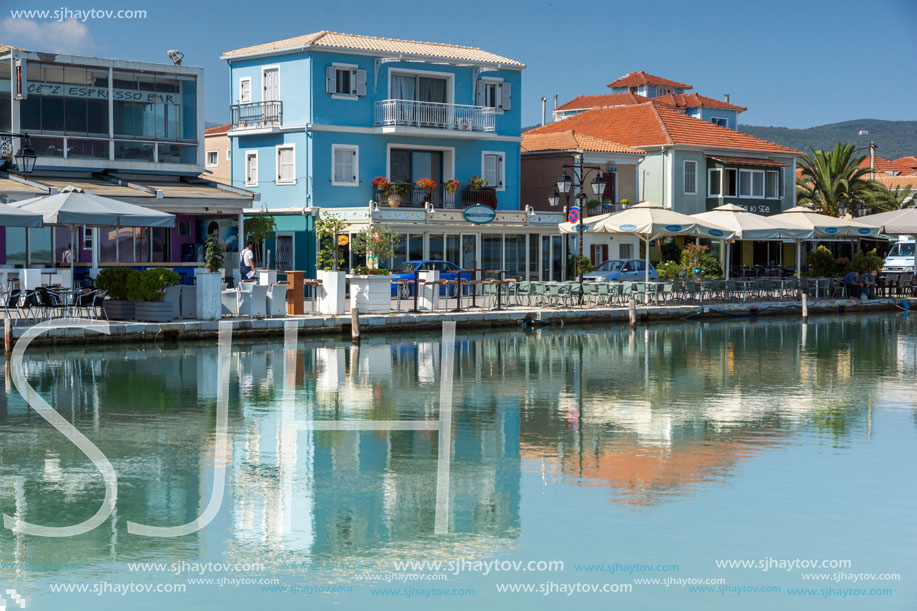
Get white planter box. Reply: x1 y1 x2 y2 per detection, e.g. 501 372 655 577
418 270 440 311
317 270 346 315
348 275 392 314
196 272 223 320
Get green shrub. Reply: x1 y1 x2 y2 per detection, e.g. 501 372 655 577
352 266 390 276
204 234 224 273
96 268 135 300
660 238 681 264
127 268 180 302
680 244 722 277
805 245 846 277
851 249 883 274
657 261 685 280
568 255 592 278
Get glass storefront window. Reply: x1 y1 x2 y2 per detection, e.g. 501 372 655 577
31 136 65 157
0 58 11 132
5 228 26 267
504 234 525 279
100 227 117 262
117 227 135 263
54 227 73 265
114 141 154 162
29 228 53 266
68 138 109 159
551 236 564 281
152 228 170 262
529 234 539 278
429 234 443 261
541 236 550 281
461 235 477 270
393 233 406 268
407 234 423 261
158 143 197 164
446 235 460 266
135 227 150 263
482 235 501 274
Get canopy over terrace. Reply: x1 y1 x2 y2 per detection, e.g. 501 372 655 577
858 208 917 271
560 201 735 282
692 204 812 278
10 187 174 278
768 206 880 274
0 203 43 228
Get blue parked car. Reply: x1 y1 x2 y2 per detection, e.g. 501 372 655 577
584 259 658 281
391 260 472 297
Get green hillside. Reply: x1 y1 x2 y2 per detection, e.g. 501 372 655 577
740 120 917 160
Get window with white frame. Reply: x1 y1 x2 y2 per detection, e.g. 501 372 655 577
326 64 366 97
239 78 252 104
724 168 738 196
482 152 505 190
710 117 727 127
708 168 722 196
739 169 765 198
226 148 231 162
206 150 218 167
332 145 358 186
82 226 93 251
245 151 258 187
277 145 295 185
684 160 697 194
766 170 779 199
476 79 511 111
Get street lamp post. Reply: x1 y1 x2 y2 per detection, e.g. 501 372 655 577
0 132 37 177
548 159 606 303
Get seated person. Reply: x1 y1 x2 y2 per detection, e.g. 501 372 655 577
842 270 863 298
861 271 877 298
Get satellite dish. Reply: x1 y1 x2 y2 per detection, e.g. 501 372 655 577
167 50 184 65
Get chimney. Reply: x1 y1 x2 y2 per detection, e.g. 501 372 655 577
554 94 558 110
541 97 547 127
723 93 731 104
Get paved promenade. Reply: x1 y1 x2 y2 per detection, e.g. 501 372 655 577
4 297 904 347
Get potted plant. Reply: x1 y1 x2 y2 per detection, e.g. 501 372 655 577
196 234 224 320
96 267 135 320
620 198 631 207
349 226 401 313
463 176 497 208
443 178 460 207
314 215 349 315
129 268 180 322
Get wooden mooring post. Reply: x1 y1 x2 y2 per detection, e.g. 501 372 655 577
351 307 361 342
4 318 11 356
628 296 637 328
801 292 808 323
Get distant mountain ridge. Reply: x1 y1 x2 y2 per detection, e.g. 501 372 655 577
739 119 917 160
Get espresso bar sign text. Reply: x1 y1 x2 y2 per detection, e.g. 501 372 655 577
27 81 178 104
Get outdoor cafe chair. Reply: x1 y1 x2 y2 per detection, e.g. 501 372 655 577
528 282 547 307
515 281 531 306
582 282 599 307
594 282 611 307
482 281 499 309
266 283 289 317
640 282 661 305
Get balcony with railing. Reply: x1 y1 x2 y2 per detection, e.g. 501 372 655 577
230 101 283 130
373 100 496 133
373 185 498 209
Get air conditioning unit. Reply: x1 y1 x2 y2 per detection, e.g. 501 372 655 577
457 118 473 131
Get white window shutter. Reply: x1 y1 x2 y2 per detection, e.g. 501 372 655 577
496 154 504 187
476 80 486 106
483 154 496 186
500 82 511 111
355 69 367 96
350 149 357 181
326 66 336 94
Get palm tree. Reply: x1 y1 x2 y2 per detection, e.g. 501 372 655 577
869 184 911 212
796 142 881 217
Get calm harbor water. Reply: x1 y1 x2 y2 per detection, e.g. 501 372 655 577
0 313 915 610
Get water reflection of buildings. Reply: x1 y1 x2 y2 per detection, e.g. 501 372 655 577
228 337 521 565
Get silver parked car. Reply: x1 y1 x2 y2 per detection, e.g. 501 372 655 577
584 259 658 281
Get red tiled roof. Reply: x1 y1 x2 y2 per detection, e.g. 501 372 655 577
205 123 231 135
521 130 645 155
858 155 914 175
607 71 692 90
652 92 747 112
555 93 648 111
525 103 800 155
893 156 917 170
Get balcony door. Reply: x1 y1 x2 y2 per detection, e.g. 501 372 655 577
391 73 448 127
391 149 442 206
263 68 280 126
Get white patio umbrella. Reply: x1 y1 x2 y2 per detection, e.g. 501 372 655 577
858 207 917 272
0 203 44 228
9 186 175 279
692 203 813 279
560 201 735 282
769 206 879 274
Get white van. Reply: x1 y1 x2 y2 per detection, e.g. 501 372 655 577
882 236 916 272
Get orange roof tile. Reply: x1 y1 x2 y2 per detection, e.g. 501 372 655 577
873 174 917 190
521 130 645 155
555 93 648 111
222 31 523 66
652 92 747 112
607 71 692 90
859 155 915 175
893 156 917 170
205 123 231 135
526 103 800 155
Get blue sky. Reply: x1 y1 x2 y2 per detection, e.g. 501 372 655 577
2 0 915 129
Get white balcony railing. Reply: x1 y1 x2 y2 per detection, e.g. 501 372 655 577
374 99 496 132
